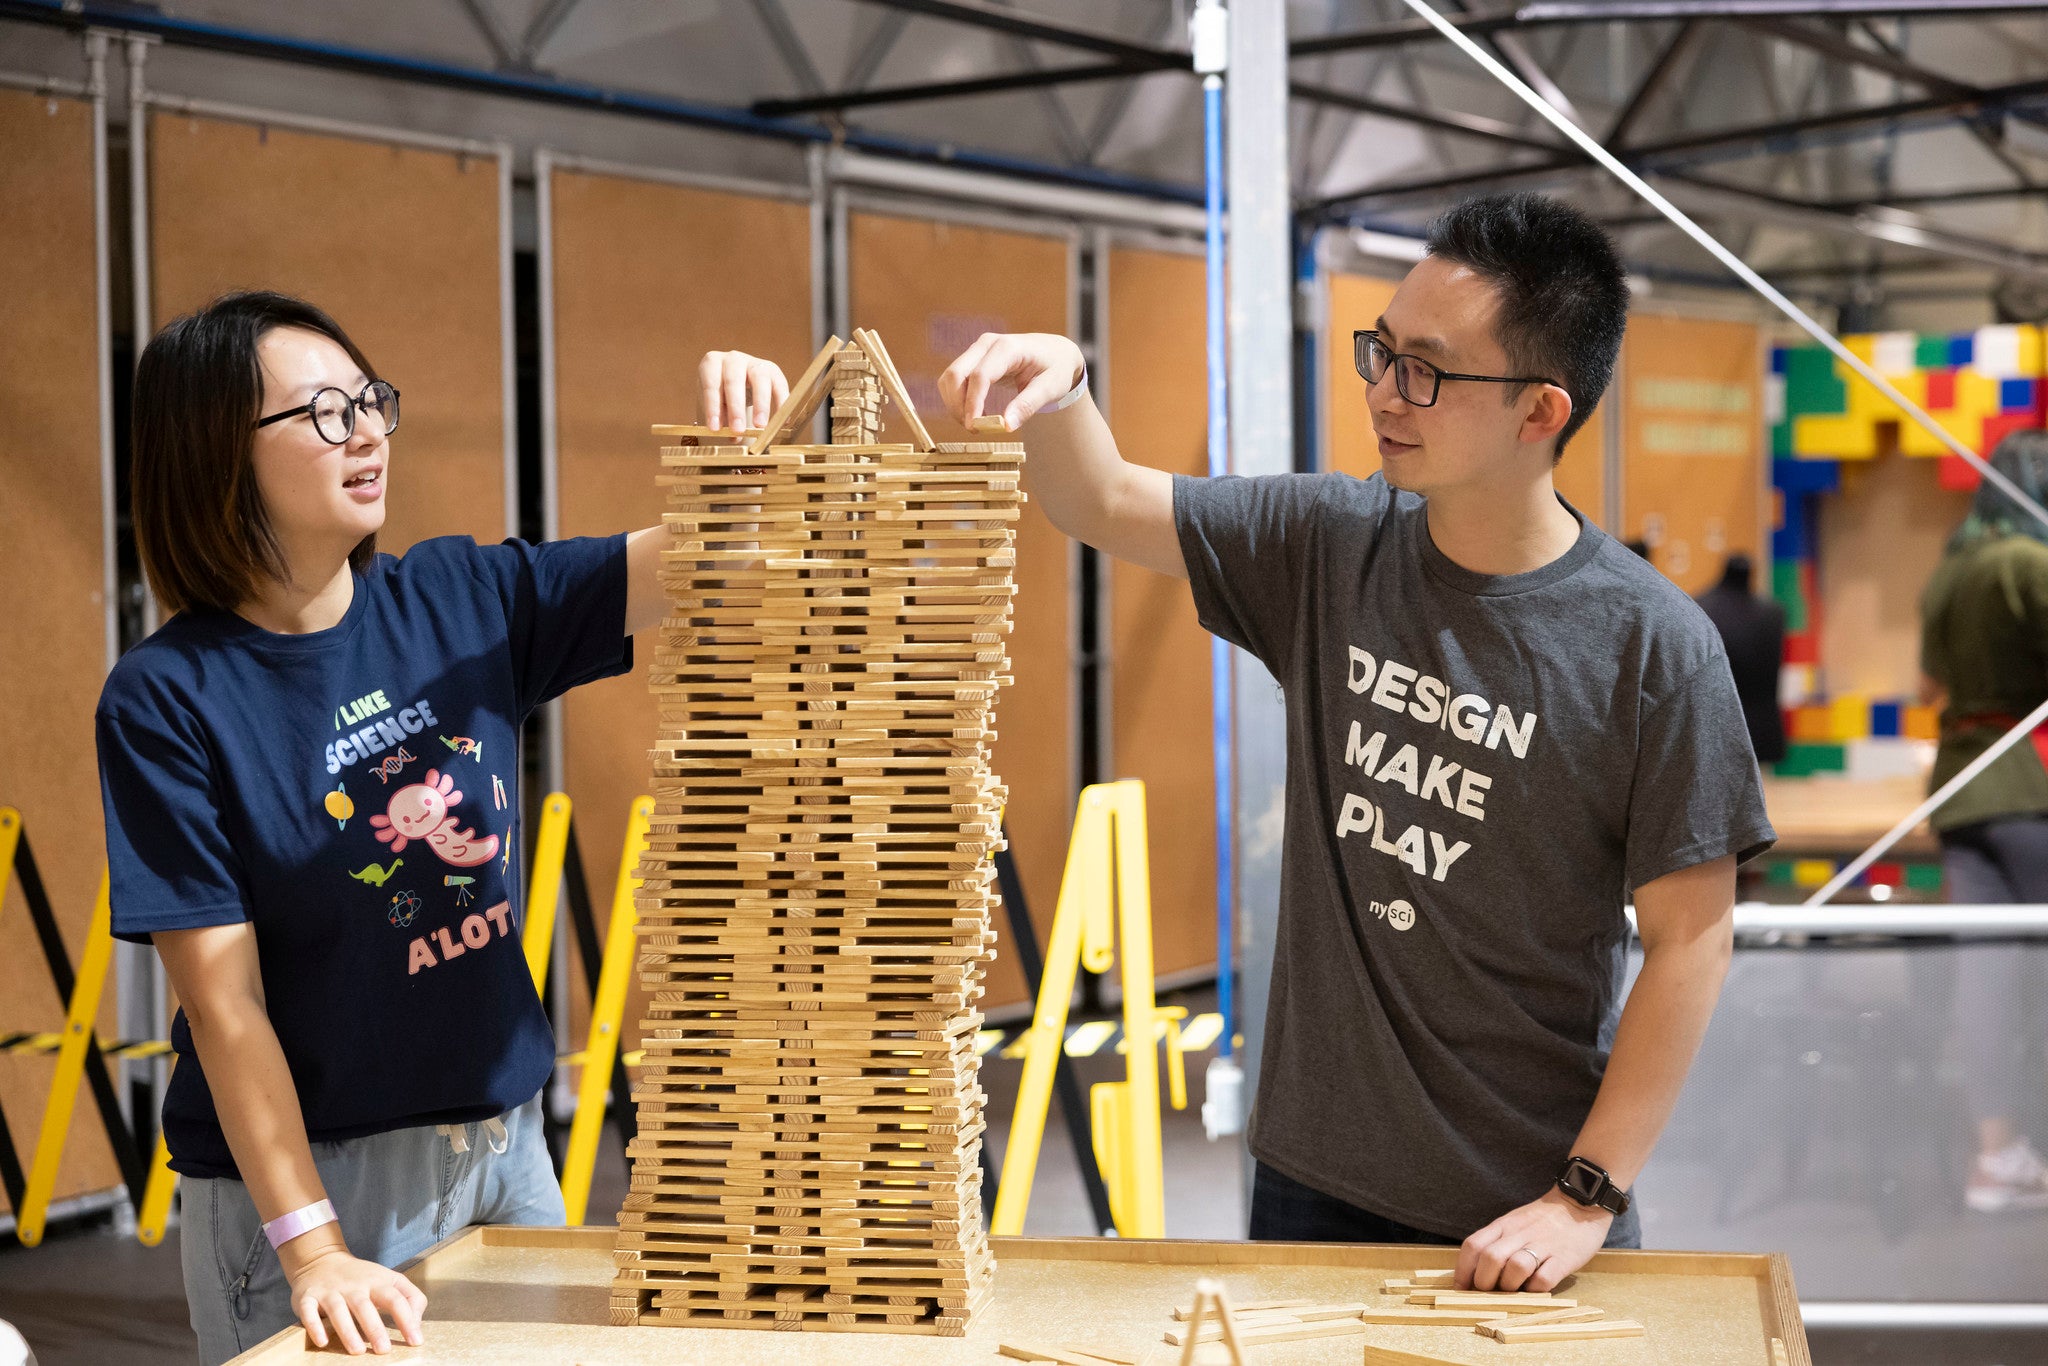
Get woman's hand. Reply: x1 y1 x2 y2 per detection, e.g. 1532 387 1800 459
938 333 1085 430
697 351 790 432
280 1230 427 1355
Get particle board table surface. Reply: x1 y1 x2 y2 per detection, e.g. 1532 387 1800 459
1761 773 1936 859
229 1226 1808 1365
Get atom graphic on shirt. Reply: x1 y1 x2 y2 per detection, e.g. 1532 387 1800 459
387 890 423 929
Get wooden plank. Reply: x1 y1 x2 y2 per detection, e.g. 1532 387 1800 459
1474 1305 1605 1336
751 336 848 454
1487 1318 1645 1344
1407 1291 1576 1311
853 327 935 452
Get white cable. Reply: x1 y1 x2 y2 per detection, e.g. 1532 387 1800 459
1800 692 2048 908
1392 0 2048 535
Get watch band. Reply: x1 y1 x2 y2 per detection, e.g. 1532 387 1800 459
1555 1156 1630 1217
263 1198 339 1250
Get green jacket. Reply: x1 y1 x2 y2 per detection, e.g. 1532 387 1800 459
1922 534 2048 831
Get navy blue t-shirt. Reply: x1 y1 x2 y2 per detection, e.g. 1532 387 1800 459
95 534 633 1179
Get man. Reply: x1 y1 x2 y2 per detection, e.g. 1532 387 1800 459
701 193 1773 1293
1696 553 1788 766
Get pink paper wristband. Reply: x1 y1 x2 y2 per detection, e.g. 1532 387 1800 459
263 1199 338 1250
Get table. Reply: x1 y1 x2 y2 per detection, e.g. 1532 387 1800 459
229 1226 1810 1365
1761 774 1935 860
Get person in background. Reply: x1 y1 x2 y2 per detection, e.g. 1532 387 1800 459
1921 429 2048 1212
1696 553 1786 767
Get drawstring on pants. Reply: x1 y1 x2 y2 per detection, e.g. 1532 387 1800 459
435 1116 509 1155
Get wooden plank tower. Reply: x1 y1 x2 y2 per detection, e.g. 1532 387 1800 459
612 330 1016 1335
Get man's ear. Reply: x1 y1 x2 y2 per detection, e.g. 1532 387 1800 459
1520 384 1573 450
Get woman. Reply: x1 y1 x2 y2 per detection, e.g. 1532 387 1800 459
98 291 785 1361
1922 429 2048 1214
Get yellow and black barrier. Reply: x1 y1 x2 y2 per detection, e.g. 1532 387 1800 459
0 807 150 1245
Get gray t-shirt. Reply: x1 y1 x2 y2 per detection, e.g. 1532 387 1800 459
1175 470 1775 1240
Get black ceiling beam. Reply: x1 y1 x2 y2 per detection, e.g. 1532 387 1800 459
1519 0 2048 18
753 29 1569 153
1319 159 1571 208
1746 16 2044 188
1605 19 1701 147
1288 81 1568 152
1293 11 1528 59
754 59 1141 117
1822 184 2048 208
1740 16 1971 94
1630 71 2048 160
1311 69 2048 212
846 0 1180 66
1291 1 2042 58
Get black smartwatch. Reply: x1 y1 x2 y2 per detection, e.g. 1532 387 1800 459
1555 1155 1630 1216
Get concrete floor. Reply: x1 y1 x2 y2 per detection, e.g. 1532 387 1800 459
4 987 2047 1365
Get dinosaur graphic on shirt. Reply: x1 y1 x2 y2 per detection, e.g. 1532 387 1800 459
369 768 500 868
348 858 403 887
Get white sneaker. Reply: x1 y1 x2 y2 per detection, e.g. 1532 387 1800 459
1966 1139 2048 1213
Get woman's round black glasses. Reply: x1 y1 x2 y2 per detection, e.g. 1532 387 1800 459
254 381 401 445
1353 330 1556 408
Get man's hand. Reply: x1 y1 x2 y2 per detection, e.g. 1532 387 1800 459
934 332 1184 578
279 1229 427 1355
1456 1188 1612 1293
937 333 1085 430
697 350 789 432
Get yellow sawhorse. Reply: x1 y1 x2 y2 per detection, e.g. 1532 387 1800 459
547 796 652 1226
991 780 1185 1239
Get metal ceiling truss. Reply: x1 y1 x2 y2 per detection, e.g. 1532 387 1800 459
5 0 2041 282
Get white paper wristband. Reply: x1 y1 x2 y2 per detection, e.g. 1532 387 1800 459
263 1198 338 1250
1044 363 1091 413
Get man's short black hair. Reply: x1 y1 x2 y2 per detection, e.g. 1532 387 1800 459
1423 192 1630 460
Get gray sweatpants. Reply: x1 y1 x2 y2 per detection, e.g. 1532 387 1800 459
1941 817 2048 1126
176 1095 562 1365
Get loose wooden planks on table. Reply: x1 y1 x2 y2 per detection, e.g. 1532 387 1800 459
226 1229 1811 1364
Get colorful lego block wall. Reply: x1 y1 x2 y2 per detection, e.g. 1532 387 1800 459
1765 325 2047 777
1771 323 2047 487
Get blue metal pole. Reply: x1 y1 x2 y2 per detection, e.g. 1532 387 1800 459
1202 70 1235 1061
